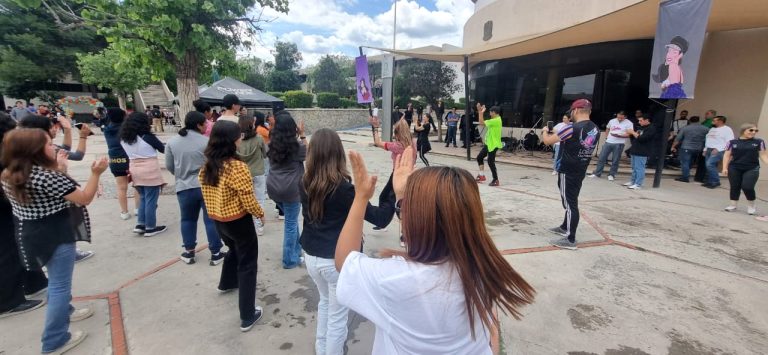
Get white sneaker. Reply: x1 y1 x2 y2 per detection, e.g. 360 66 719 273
627 184 641 190
46 330 87 354
607 175 615 181
70 307 94 322
622 182 633 186
724 205 737 212
120 211 131 220
748 206 756 215
588 174 598 178
134 208 139 216
256 227 264 236
551 171 557 175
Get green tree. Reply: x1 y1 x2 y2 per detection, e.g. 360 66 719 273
0 0 105 101
268 40 301 92
310 55 346 95
77 47 152 109
238 57 273 91
22 0 289 116
395 59 460 141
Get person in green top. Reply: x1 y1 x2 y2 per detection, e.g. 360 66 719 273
475 103 503 186
237 113 267 236
701 109 717 128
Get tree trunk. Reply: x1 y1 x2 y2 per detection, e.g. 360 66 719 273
437 119 443 142
175 51 200 117
118 94 126 110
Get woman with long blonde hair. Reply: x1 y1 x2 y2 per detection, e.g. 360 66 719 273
335 147 535 354
722 123 767 215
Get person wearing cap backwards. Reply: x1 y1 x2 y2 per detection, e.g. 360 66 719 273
652 36 689 99
218 94 242 123
541 99 600 250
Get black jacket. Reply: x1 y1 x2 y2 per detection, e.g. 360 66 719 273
629 124 657 157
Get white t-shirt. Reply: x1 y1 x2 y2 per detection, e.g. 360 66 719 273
337 251 492 355
605 118 635 144
217 114 239 123
553 122 568 146
705 126 735 151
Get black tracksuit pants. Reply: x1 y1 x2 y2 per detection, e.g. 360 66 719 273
728 166 759 201
557 173 585 243
215 215 259 321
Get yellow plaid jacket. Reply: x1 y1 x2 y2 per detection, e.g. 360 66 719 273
200 160 264 222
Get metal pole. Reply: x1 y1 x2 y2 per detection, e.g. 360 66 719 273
653 99 678 188
464 55 471 161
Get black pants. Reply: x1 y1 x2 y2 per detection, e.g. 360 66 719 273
215 215 259 321
365 173 396 228
558 173 585 243
694 153 707 181
0 224 48 312
418 146 430 166
476 146 499 181
728 166 759 201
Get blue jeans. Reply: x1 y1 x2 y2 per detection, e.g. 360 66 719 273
281 202 302 268
630 155 648 186
136 186 161 229
177 188 221 253
592 142 625 177
553 144 562 171
41 243 76 353
705 149 725 185
678 148 697 180
252 175 266 229
445 125 457 146
305 254 348 355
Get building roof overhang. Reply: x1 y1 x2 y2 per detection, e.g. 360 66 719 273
366 0 768 64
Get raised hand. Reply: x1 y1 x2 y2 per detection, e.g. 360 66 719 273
369 115 381 128
349 150 377 201
91 156 108 175
393 146 415 200
298 120 305 136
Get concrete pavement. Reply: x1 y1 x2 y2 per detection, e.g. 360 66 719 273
1 127 766 354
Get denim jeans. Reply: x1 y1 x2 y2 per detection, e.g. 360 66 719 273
445 125 457 146
177 188 221 253
592 142 625 177
136 185 161 229
252 175 266 229
41 243 76 353
281 202 302 268
630 155 648 186
305 254 349 355
553 144 561 171
678 148 696 180
705 149 725 185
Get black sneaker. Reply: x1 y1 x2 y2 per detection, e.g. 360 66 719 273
25 286 47 298
372 226 387 232
706 183 721 189
0 299 46 319
132 225 146 234
240 306 264 332
551 237 578 250
547 226 568 237
674 177 689 183
210 251 226 266
74 249 94 263
143 226 167 237
180 251 196 264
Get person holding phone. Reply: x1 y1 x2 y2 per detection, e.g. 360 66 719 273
1 128 108 354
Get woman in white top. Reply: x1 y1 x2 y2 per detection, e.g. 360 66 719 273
335 147 535 354
120 112 167 237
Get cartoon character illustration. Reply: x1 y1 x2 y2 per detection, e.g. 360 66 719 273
359 79 371 101
652 35 688 99
581 127 599 149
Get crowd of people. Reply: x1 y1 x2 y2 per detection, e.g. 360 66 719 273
2 89 765 353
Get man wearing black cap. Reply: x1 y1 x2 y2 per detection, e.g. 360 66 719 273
218 94 242 123
541 99 600 250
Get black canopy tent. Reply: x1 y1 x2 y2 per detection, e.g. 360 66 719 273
195 77 284 111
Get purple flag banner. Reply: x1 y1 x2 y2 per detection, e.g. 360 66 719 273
648 0 712 99
355 56 373 104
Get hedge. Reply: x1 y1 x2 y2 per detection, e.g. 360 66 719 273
267 91 284 99
316 92 341 108
339 98 355 108
283 90 313 108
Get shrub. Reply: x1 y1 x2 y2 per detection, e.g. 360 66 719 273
283 90 313 108
267 91 284 99
339 98 355 108
316 92 340 108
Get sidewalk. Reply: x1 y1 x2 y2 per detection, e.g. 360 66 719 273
1 128 766 354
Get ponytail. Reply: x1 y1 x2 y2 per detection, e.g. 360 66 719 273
180 111 206 137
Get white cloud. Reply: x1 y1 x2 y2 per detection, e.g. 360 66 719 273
245 0 474 67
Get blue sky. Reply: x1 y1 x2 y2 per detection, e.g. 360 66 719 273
247 0 475 67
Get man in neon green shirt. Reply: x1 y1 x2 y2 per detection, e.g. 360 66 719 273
475 104 503 186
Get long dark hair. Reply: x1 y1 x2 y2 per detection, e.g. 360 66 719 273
201 121 241 186
303 129 350 223
0 112 17 172
254 111 266 129
193 99 211 114
392 167 535 338
179 111 206 137
239 115 256 140
19 115 54 138
267 111 299 164
1 129 57 204
106 107 126 125
120 112 151 144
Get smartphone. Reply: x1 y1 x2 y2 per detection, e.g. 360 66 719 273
75 123 95 136
546 121 554 132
